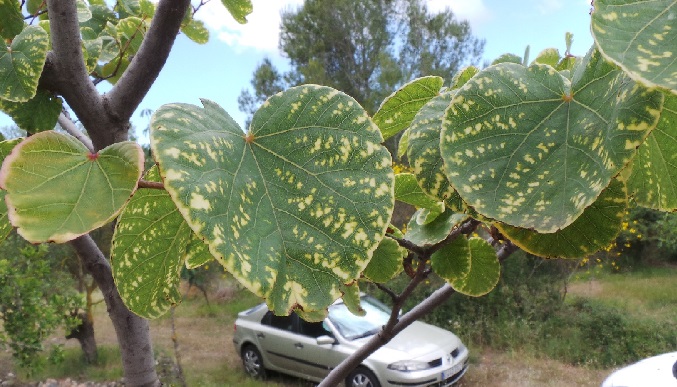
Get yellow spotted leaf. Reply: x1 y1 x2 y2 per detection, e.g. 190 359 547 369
441 48 663 233
151 85 394 315
0 25 49 102
432 237 499 297
363 236 405 283
0 138 22 244
592 0 677 94
498 178 627 259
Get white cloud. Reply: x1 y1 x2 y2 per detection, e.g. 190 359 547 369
197 0 303 52
426 0 492 27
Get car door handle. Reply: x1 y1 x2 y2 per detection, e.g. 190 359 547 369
295 343 303 349
256 333 265 339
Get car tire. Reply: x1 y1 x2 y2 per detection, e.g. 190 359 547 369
241 344 266 379
346 367 381 387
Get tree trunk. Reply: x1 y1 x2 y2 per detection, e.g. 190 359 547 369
66 311 98 363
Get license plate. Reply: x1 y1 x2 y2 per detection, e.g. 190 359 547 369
441 362 463 380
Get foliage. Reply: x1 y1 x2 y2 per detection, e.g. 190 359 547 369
0 234 82 372
238 0 485 120
0 0 674 384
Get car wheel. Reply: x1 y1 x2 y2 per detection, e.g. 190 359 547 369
346 367 380 387
241 345 266 379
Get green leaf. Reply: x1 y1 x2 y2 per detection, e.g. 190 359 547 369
0 138 22 243
591 0 677 93
441 48 663 233
0 90 62 133
139 0 156 18
117 17 147 54
151 85 394 315
498 178 627 258
221 0 253 24
26 0 46 15
83 35 103 73
450 66 479 90
532 48 560 67
432 237 499 297
406 91 464 211
112 166 189 319
628 91 677 210
80 5 117 35
404 209 468 247
0 25 49 102
373 76 443 141
77 0 92 23
117 0 141 18
0 131 144 243
184 233 213 269
181 19 209 44
491 53 522 66
394 173 443 221
363 236 405 283
0 0 24 40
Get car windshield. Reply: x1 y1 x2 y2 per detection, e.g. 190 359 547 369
327 296 392 340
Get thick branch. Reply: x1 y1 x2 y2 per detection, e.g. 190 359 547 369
105 0 191 121
71 235 160 386
58 113 94 153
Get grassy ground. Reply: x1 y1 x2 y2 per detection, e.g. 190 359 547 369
5 267 676 386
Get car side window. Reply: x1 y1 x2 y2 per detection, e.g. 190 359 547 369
261 311 293 332
298 318 331 338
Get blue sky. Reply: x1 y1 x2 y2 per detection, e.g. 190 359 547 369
1 0 595 139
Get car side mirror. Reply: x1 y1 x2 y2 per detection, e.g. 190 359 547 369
316 335 336 345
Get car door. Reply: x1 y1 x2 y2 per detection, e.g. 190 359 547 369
254 312 301 374
291 317 346 380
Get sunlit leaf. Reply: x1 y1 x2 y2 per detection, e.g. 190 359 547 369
450 66 479 90
0 131 144 243
117 0 141 18
491 53 522 66
181 19 209 44
628 91 677 210
221 0 253 24
0 0 23 39
373 76 443 141
592 0 677 93
0 138 22 243
441 48 663 233
405 209 468 247
532 48 560 67
76 0 92 22
0 90 62 133
498 178 627 258
80 5 117 35
406 91 463 211
432 237 499 297
151 85 394 315
394 173 444 223
364 236 405 283
0 25 49 102
139 0 155 18
112 166 189 319
117 17 147 54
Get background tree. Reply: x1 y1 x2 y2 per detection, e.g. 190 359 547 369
238 0 485 120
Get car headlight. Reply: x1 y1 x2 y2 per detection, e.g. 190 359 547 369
387 360 432 372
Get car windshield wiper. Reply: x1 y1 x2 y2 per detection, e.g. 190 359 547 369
350 328 380 340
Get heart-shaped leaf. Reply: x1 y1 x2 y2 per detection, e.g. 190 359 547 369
0 138 22 244
0 25 49 102
0 131 143 243
406 91 464 211
221 0 253 24
373 76 443 141
628 92 677 210
497 178 627 258
592 0 677 93
0 90 62 133
441 48 663 232
363 236 405 283
0 0 24 39
431 237 499 297
151 85 394 315
112 166 190 319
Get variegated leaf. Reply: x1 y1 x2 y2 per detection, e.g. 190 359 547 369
0 138 22 244
185 233 214 269
0 131 144 243
432 237 499 297
628 91 677 209
0 0 23 39
151 85 394 315
497 178 627 258
363 236 405 283
373 76 443 141
406 91 464 211
404 209 468 247
592 0 677 93
0 90 62 133
441 48 663 233
221 0 253 24
0 25 49 102
532 48 560 67
450 66 479 90
112 166 189 319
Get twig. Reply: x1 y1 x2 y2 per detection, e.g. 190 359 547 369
138 180 164 190
58 113 95 153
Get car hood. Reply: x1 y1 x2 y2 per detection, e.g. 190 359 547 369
355 320 462 361
601 352 677 387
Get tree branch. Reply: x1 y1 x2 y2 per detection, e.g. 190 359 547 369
58 113 94 153
105 0 191 121
138 179 165 190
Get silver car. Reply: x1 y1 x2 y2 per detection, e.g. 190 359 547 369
232 294 469 387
